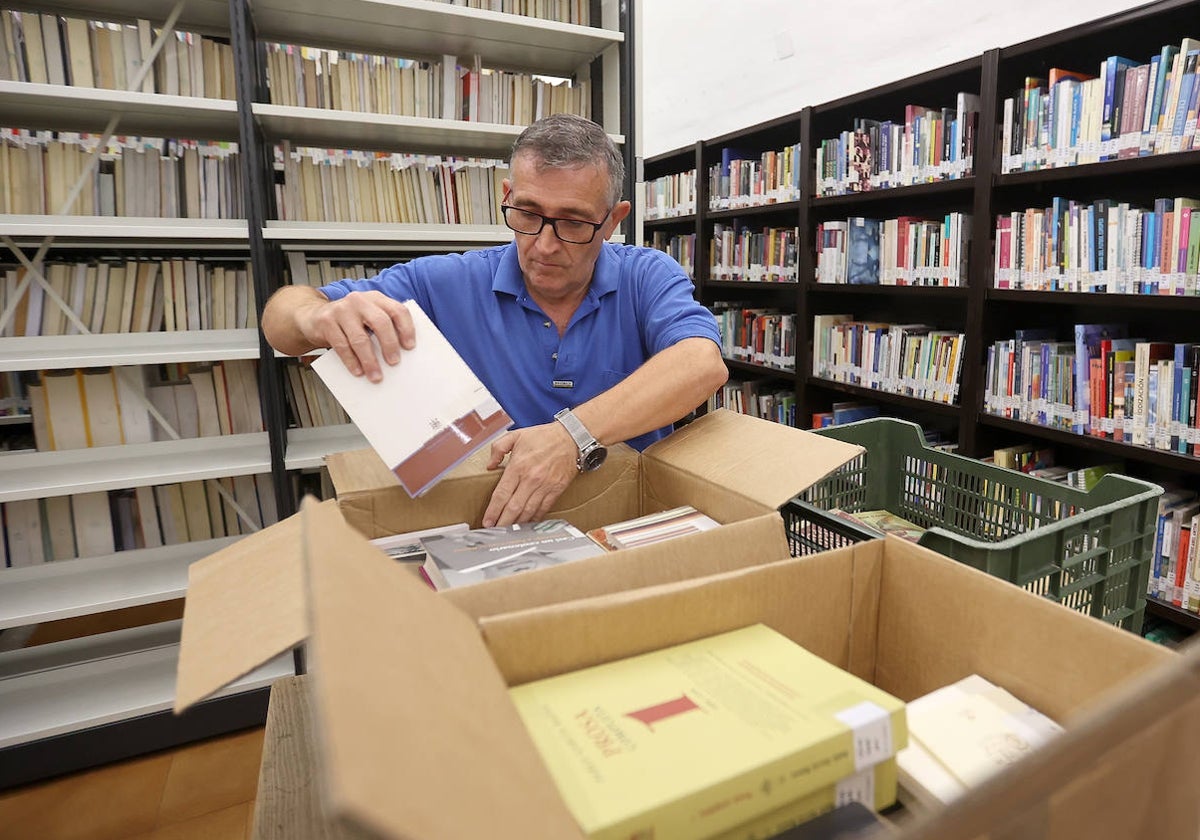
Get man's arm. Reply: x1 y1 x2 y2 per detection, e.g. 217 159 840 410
482 337 727 526
261 285 414 382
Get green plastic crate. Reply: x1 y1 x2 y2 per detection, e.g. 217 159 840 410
782 418 1163 633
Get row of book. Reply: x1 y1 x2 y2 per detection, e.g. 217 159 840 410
283 252 387 288
0 372 26 417
276 146 508 225
2 130 243 218
438 0 591 26
265 45 588 124
0 475 280 568
709 222 798 283
707 144 802 211
1000 37 1200 174
993 196 1200 295
811 314 964 406
983 441 1123 491
711 303 796 371
642 169 695 220
0 11 235 98
815 213 970 287
283 362 350 429
1147 488 1200 614
815 94 981 196
23 361 262 453
983 326 1200 454
644 232 694 279
1 259 255 337
810 401 879 429
708 379 797 427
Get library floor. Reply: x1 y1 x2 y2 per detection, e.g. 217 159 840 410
0 726 265 840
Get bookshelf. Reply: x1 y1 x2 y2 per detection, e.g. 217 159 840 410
640 0 1200 632
1 0 633 786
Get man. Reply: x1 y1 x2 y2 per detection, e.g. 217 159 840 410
262 114 727 527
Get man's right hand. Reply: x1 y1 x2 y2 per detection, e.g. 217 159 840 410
264 287 416 382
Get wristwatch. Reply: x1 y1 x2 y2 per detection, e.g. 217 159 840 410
554 408 607 472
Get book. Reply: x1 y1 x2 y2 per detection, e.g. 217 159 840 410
419 519 605 590
586 505 720 551
311 300 512 497
827 509 926 543
508 624 905 840
368 522 469 563
897 674 1062 812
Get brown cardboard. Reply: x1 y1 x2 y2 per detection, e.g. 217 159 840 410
178 501 1200 840
325 408 865 538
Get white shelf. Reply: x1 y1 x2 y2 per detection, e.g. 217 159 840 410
0 434 271 503
0 330 261 372
0 81 239 141
264 220 513 247
0 537 241 630
0 620 294 749
285 423 368 470
25 0 232 34
0 216 250 244
250 0 621 75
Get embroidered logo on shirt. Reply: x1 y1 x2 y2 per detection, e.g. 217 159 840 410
552 380 574 389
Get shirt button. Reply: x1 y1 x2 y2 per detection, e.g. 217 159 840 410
551 352 558 360
543 321 552 328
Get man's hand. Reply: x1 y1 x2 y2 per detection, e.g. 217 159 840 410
294 290 415 382
482 422 580 527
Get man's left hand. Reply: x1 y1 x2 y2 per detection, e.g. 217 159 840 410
482 422 579 527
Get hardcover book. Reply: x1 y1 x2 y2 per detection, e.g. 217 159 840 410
509 623 906 840
419 519 606 590
311 300 512 497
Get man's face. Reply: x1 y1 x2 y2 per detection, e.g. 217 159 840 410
504 152 630 306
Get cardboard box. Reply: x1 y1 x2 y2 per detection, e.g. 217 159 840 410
177 499 1200 840
327 408 864 614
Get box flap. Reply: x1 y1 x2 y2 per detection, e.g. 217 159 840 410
445 512 792 620
299 497 584 839
175 507 311 712
643 409 864 509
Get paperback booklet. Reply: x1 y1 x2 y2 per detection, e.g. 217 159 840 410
419 519 606 590
311 300 512 498
586 505 720 551
368 523 469 563
508 624 906 840
828 509 926 543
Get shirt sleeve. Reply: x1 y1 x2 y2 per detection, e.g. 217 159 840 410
634 248 721 355
317 260 426 309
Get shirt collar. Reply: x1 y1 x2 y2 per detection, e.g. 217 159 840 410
492 242 619 301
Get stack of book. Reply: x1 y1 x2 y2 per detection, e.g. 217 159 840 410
586 505 719 551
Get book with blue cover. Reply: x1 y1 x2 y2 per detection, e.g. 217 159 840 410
846 217 881 284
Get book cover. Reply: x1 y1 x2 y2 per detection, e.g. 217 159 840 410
368 522 469 563
420 519 605 590
845 217 880 284
509 624 905 840
311 300 513 497
587 505 720 551
828 509 926 543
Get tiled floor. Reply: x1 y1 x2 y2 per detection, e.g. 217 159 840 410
0 726 265 840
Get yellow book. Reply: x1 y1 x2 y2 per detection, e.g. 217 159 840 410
509 624 906 840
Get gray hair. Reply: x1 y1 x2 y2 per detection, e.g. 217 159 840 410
510 114 625 206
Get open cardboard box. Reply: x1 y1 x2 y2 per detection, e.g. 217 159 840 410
324 408 863 608
177 498 1200 840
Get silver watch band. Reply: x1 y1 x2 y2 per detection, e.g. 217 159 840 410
554 408 596 451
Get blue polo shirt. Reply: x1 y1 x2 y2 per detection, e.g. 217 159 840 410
318 241 720 451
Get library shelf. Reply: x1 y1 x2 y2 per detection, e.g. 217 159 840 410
0 416 30 426
977 413 1200 476
706 279 800 290
284 423 368 470
0 619 292 750
0 216 250 242
262 221 512 247
0 536 241 630
986 289 1200 310
248 0 622 76
0 329 261 372
0 433 272 503
643 213 697 228
707 200 802 222
805 377 961 416
807 282 968 299
1144 597 1200 633
994 148 1200 188
722 358 795 378
811 177 975 208
27 0 231 33
0 82 239 140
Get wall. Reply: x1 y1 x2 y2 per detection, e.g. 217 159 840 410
640 0 1152 157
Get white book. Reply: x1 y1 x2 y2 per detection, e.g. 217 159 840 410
311 300 512 497
4 498 47 566
71 491 116 557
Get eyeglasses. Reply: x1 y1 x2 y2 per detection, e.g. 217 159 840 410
501 205 612 245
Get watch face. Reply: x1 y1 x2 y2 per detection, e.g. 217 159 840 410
581 446 607 472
